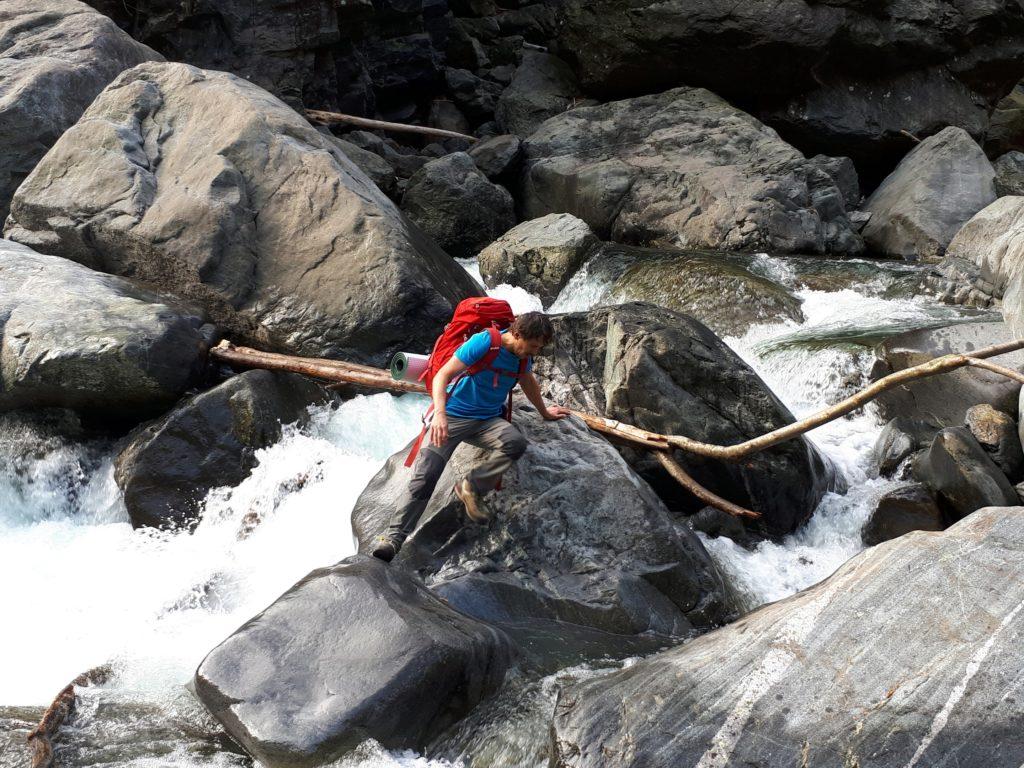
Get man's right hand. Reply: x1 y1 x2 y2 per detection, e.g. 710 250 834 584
429 412 449 447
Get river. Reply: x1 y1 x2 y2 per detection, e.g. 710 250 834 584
0 253 993 768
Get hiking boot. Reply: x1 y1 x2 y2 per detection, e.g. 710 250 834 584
371 536 400 563
454 478 490 524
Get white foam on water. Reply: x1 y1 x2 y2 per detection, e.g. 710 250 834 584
0 393 426 707
456 257 543 314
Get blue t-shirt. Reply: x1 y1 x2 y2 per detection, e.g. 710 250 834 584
446 329 532 419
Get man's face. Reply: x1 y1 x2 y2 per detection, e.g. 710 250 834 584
511 333 548 357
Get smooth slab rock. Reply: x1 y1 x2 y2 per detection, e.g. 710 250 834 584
535 303 837 538
352 404 730 639
870 322 1024 427
861 484 944 546
913 427 1018 522
194 557 512 767
115 370 330 530
478 214 598 304
862 127 996 262
555 1 1024 181
965 403 1024 482
5 62 479 365
401 152 515 260
494 51 580 137
0 239 208 418
552 506 1024 768
519 87 862 255
0 0 162 223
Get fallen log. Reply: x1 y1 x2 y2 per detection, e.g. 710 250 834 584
27 666 111 768
210 341 425 394
305 109 477 144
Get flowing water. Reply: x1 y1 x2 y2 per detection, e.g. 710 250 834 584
0 253 994 767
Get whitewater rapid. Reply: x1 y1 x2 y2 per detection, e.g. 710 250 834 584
0 252 988 767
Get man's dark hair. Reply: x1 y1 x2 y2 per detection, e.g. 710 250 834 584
510 311 554 343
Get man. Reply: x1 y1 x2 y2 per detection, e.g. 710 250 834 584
372 311 570 562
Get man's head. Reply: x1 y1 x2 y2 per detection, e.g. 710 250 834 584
507 311 553 357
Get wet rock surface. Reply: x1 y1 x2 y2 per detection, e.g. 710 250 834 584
115 370 330 530
5 62 479 366
862 127 996 262
870 321 1024 427
581 245 806 337
873 416 940 479
352 404 731 640
194 557 513 768
535 302 837 538
0 0 162 223
518 87 862 255
861 484 945 546
0 239 210 420
551 506 1024 768
912 427 1019 522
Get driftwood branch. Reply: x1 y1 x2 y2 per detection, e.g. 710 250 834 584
27 666 111 768
207 337 1024 521
663 339 1024 460
211 341 425 394
654 452 761 520
305 109 477 143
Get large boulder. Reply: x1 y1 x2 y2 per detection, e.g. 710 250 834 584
566 244 805 337
5 62 480 365
494 50 580 137
194 557 512 767
861 483 945 546
352 404 731 639
554 1 1024 184
0 0 161 223
0 239 209 419
400 152 515 260
478 214 598 305
551 506 1024 768
535 303 837 538
518 87 862 255
870 322 1024 427
861 127 996 262
912 427 1019 521
114 370 331 530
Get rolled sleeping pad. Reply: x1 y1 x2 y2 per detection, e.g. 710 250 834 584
390 352 430 382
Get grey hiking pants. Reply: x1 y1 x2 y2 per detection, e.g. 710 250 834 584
386 415 528 545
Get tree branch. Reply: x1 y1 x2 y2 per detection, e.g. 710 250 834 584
305 109 477 143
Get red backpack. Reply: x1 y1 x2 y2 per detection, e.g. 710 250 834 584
405 297 528 468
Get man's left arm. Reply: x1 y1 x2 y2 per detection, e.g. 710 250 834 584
519 372 571 420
